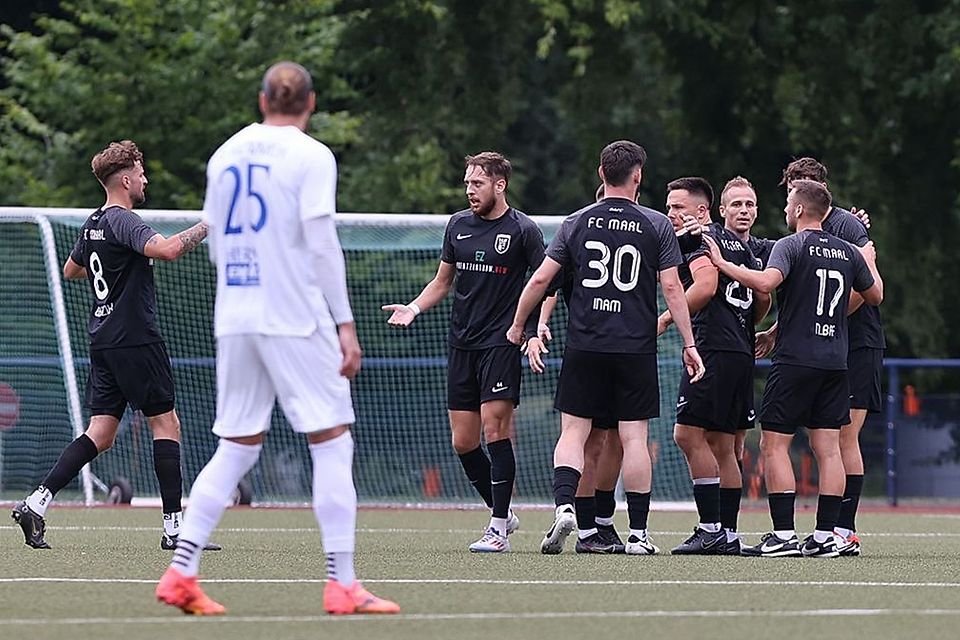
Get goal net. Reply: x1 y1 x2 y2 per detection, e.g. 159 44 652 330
0 208 690 505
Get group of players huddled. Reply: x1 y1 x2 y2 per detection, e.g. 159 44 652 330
388 143 883 559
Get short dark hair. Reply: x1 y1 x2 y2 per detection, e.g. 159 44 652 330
600 140 647 187
91 140 143 184
790 179 832 219
666 176 714 208
464 151 512 185
781 157 828 186
262 61 314 115
720 176 755 205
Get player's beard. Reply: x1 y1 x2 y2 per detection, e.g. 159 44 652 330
470 194 495 218
133 190 147 207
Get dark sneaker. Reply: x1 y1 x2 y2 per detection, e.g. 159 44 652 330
801 534 840 558
597 525 626 554
671 527 726 555
161 534 223 551
835 531 861 557
715 535 742 556
11 501 51 549
575 531 625 554
741 532 801 557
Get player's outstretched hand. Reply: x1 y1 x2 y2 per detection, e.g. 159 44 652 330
538 323 553 343
851 207 871 229
382 303 416 327
506 324 524 346
684 345 706 383
338 324 362 379
525 336 549 374
755 329 775 358
701 235 723 266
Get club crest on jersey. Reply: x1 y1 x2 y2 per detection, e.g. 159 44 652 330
495 233 511 254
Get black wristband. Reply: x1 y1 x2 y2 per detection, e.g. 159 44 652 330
683 345 696 349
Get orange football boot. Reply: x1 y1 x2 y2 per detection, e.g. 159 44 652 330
323 579 400 615
156 566 226 616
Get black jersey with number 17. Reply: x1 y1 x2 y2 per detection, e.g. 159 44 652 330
767 229 875 370
547 197 683 354
68 206 163 350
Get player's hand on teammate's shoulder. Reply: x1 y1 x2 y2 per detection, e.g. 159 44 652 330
701 235 723 266
505 324 524 346
676 214 704 237
381 303 417 327
337 323 362 379
683 345 706 383
523 336 549 374
851 207 870 229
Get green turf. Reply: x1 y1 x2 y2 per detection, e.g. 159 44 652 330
2 507 960 640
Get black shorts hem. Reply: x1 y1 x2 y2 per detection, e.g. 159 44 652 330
676 413 736 435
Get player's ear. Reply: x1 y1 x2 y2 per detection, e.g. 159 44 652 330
495 178 506 194
598 165 605 183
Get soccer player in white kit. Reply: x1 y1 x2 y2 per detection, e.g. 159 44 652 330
155 61 399 616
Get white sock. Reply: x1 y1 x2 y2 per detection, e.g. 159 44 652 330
171 439 261 577
489 517 507 537
578 527 598 540
595 516 615 527
629 528 648 541
774 529 796 540
26 486 53 517
163 511 183 537
813 529 833 543
310 432 358 561
834 526 854 538
725 528 739 543
698 522 721 533
326 552 356 586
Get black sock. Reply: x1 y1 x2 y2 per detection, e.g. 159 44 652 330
816 494 843 533
575 496 596 531
626 491 651 530
487 439 515 519
719 487 742 531
595 489 616 523
41 434 99 494
768 492 796 532
458 446 493 508
837 474 864 531
552 466 581 508
153 439 183 515
693 480 720 525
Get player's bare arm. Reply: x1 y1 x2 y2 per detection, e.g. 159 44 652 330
857 242 884 306
62 256 87 280
382 260 456 327
337 322 362 379
754 290 772 324
702 235 783 294
143 221 210 261
660 266 705 382
506 257 562 346
657 256 717 334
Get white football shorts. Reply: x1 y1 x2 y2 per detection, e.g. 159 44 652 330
212 330 355 437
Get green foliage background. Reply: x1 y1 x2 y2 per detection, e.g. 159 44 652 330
2 0 959 358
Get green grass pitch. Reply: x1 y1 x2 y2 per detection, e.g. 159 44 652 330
2 506 960 640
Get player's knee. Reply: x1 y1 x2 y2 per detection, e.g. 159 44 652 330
673 427 702 454
89 432 116 452
451 433 480 454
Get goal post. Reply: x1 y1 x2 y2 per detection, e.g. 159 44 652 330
0 207 691 506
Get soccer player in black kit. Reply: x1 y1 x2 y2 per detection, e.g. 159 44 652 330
12 140 216 551
658 177 770 555
382 152 544 552
703 179 883 557
508 140 704 556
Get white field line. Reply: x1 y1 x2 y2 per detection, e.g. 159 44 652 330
25 525 960 537
3 609 960 626
3 577 960 588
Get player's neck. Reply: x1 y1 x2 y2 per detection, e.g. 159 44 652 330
727 225 749 242
603 186 636 200
477 200 509 221
795 219 823 233
261 114 309 130
102 192 134 211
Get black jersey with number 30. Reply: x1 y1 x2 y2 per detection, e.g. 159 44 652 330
69 206 162 349
767 230 875 370
547 197 682 354
684 223 758 355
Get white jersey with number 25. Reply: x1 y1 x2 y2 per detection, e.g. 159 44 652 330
203 123 338 338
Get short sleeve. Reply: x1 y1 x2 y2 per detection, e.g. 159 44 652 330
851 248 876 292
523 219 546 271
69 233 85 265
545 216 574 266
655 217 683 271
677 231 702 254
299 143 338 221
109 209 158 254
440 216 456 263
767 236 800 279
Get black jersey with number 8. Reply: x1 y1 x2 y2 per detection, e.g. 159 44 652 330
547 197 682 355
69 206 163 349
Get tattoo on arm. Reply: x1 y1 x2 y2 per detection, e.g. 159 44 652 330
174 222 209 257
